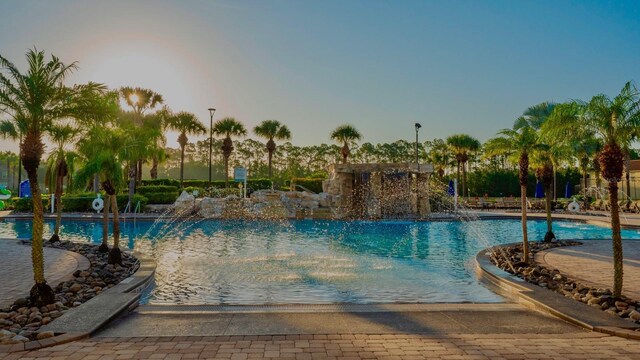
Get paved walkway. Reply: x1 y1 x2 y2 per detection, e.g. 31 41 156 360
3 332 640 359
0 239 90 308
536 240 640 300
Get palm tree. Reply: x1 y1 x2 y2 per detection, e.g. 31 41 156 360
426 139 451 178
212 117 247 188
254 120 292 179
446 134 480 197
166 111 206 188
45 124 78 243
0 49 107 305
76 126 126 264
485 120 540 263
330 125 362 164
543 82 640 298
118 87 164 185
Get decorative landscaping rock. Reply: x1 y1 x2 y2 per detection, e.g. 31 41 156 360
489 240 640 326
173 190 196 213
0 241 140 342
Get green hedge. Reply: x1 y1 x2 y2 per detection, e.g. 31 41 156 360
142 192 178 204
285 178 325 193
184 186 206 197
143 178 273 190
60 193 148 212
141 179 180 187
11 196 50 212
137 185 179 195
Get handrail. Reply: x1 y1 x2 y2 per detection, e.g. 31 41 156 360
293 184 316 194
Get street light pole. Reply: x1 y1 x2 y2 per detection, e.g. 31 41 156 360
208 108 216 186
414 123 422 172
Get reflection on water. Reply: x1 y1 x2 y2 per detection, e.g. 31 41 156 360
1 218 638 305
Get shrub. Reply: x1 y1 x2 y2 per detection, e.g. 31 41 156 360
11 196 50 212
141 179 180 187
183 186 206 197
142 178 274 191
142 192 179 204
137 185 179 195
285 178 325 193
61 192 100 212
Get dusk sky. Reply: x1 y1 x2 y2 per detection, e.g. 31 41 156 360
0 0 639 152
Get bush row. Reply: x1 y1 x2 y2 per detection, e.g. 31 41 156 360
11 194 148 213
141 178 273 190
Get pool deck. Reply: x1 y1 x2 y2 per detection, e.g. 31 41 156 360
3 210 640 358
0 238 89 308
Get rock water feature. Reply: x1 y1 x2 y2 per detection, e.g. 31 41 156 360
172 189 336 220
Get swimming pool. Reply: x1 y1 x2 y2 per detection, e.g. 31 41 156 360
1 218 638 305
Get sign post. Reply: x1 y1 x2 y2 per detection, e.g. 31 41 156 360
234 167 248 198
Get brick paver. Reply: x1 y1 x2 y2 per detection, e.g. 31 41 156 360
536 240 640 299
0 239 90 308
3 333 640 359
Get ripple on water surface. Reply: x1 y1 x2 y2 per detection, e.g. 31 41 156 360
1 218 639 304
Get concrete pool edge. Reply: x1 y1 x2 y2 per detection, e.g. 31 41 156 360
475 244 640 340
0 251 156 353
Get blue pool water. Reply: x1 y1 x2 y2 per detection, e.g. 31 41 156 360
1 218 638 305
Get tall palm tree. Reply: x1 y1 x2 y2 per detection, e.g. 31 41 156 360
76 126 126 264
0 49 107 305
426 139 451 178
254 120 292 179
446 134 480 197
118 87 164 185
45 124 78 243
212 117 247 188
485 120 540 263
166 111 206 188
330 125 362 164
543 82 640 298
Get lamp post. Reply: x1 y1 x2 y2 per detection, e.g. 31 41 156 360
414 123 422 171
208 108 216 186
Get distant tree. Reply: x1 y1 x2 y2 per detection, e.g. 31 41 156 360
212 117 247 188
446 134 480 197
330 125 362 163
254 120 292 180
166 111 206 188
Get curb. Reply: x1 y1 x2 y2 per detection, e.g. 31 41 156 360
0 251 155 353
476 245 640 340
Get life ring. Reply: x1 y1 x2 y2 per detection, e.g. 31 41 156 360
568 201 580 213
92 196 104 211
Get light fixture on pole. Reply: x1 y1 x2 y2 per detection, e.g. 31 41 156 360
208 108 216 186
414 123 422 171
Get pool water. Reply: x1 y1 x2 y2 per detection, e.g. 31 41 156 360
1 218 638 305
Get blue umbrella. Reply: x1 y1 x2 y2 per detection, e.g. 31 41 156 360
448 180 455 196
565 181 572 198
535 181 544 198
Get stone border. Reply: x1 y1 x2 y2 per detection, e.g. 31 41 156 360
476 244 640 340
0 251 155 353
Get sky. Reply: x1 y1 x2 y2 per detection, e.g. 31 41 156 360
0 0 639 152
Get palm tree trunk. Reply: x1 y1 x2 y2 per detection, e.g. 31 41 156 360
180 145 186 188
544 184 555 242
224 155 229 189
22 131 55 306
462 161 467 198
99 196 110 253
456 161 461 196
553 168 557 201
268 149 273 179
521 184 529 263
108 194 122 265
51 169 63 242
608 181 624 298
625 152 631 208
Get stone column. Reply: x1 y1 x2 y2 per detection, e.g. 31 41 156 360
418 173 431 217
